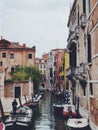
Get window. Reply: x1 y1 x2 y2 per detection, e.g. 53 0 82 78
78 5 80 25
87 34 92 63
28 54 32 59
86 0 90 16
83 87 86 96
83 0 86 13
40 65 42 68
11 67 14 73
10 53 14 59
90 83 93 95
2 53 6 58
0 62 3 66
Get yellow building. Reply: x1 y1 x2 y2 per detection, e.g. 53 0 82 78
64 50 69 89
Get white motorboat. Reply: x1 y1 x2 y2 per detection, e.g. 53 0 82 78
53 102 66 118
5 106 33 128
33 94 42 102
63 104 77 118
16 106 33 127
67 118 88 128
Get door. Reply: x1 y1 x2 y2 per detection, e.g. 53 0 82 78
14 86 21 98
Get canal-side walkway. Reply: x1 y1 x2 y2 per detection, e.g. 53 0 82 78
0 97 26 116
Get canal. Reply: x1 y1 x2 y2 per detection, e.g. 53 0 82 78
6 90 91 130
30 90 91 130
30 90 67 130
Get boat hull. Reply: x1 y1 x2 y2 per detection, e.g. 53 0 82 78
67 118 89 129
5 106 33 128
0 123 5 130
63 104 77 118
53 103 65 118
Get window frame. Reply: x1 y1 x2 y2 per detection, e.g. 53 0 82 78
10 53 14 59
2 53 6 58
28 54 32 59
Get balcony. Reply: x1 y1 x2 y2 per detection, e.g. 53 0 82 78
80 13 86 29
67 31 77 48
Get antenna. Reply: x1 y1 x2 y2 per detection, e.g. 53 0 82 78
1 26 4 39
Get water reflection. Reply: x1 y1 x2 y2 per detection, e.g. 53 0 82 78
55 119 67 130
31 91 67 130
33 91 55 130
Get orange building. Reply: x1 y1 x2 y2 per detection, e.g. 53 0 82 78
0 39 35 98
0 39 36 79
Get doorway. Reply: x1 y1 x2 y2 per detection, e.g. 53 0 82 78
14 86 21 98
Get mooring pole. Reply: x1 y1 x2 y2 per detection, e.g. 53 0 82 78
18 97 22 107
0 98 4 121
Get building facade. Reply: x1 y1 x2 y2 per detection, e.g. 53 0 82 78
46 48 67 92
66 0 98 129
0 39 35 98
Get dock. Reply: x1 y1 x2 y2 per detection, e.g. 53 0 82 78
0 97 26 117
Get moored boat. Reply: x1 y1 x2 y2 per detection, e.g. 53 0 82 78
33 93 42 102
0 122 5 130
53 102 65 118
63 104 77 118
4 106 33 128
67 118 89 129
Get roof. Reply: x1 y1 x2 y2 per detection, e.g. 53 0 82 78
67 0 77 27
0 39 36 51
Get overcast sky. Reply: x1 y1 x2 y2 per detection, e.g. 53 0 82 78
0 0 73 57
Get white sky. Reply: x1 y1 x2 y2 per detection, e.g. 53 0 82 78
0 0 73 57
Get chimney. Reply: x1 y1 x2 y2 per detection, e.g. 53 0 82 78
23 43 26 48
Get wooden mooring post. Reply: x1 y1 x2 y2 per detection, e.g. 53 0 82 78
0 98 5 121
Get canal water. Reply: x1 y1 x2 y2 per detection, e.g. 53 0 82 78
30 90 67 130
29 90 91 130
6 90 91 130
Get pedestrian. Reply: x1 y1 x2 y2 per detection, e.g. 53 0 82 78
12 99 18 114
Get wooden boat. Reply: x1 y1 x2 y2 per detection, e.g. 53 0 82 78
24 100 39 110
63 104 77 118
53 102 66 118
67 118 88 129
56 91 64 99
53 90 71 118
0 123 5 130
5 106 33 128
24 93 42 109
33 93 42 102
